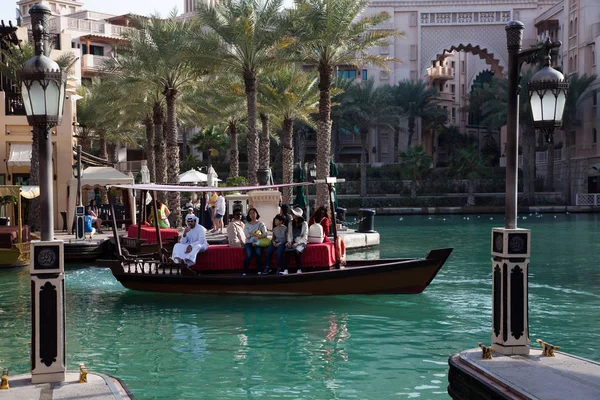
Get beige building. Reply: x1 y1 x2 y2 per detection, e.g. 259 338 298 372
1 0 135 227
344 0 599 203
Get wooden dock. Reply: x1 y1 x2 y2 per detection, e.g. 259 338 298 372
448 348 600 399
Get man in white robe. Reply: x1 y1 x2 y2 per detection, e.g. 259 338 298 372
171 214 209 266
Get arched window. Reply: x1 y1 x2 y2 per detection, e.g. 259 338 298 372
569 56 573 71
594 128 597 144
574 54 578 70
569 20 573 36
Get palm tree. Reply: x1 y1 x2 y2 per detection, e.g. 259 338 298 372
190 76 248 178
258 66 319 203
448 145 489 206
113 11 205 226
338 79 396 197
399 145 432 198
193 0 288 186
561 73 598 204
190 126 229 166
392 80 441 150
467 74 538 204
289 0 403 207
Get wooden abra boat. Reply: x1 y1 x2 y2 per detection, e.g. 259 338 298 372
99 248 452 295
98 181 453 295
0 185 39 269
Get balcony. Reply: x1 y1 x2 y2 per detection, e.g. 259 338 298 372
4 91 26 116
81 54 111 74
427 66 455 81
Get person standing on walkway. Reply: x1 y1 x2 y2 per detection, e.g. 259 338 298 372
214 191 226 234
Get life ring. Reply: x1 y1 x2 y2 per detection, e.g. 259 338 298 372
335 236 346 264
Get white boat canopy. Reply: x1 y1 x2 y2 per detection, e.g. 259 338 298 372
107 182 312 192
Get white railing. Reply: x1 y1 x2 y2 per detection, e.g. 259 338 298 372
576 193 600 206
81 54 111 71
535 148 564 164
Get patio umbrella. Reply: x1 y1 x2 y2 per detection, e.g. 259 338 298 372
293 164 307 212
179 168 208 184
206 166 219 187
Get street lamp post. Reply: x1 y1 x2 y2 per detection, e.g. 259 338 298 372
491 21 568 356
19 4 67 383
72 145 85 240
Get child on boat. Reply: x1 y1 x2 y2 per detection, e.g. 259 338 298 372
264 214 288 275
281 207 308 275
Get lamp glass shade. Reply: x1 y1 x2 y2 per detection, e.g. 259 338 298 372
45 79 61 117
21 82 32 116
553 89 567 121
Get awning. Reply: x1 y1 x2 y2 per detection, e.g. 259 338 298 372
0 185 40 198
7 144 32 167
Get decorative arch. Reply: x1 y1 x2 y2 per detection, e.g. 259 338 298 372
420 24 509 79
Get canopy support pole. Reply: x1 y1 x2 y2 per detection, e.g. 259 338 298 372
109 190 122 258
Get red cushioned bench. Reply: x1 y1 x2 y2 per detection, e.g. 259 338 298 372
127 224 180 244
190 243 336 273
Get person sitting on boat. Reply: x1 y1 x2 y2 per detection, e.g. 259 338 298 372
308 206 331 243
227 208 246 248
170 214 209 266
148 200 170 228
281 207 309 275
264 214 288 275
86 199 104 234
242 208 268 276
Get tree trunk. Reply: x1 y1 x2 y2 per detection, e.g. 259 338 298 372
281 118 294 204
99 137 109 205
165 90 181 228
144 117 155 183
80 128 92 153
316 64 333 208
259 113 270 170
407 116 416 148
467 179 475 206
153 103 167 203
394 122 400 163
545 138 555 191
410 174 417 198
229 123 239 178
29 131 40 232
244 70 259 186
360 128 368 198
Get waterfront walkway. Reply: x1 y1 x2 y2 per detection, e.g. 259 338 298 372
448 348 600 399
0 372 131 399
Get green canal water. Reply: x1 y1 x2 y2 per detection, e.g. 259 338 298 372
1 214 600 399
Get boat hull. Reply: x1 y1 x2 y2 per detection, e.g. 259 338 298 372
100 248 452 296
0 248 26 268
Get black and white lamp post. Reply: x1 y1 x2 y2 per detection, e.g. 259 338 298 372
491 21 568 355
73 145 85 240
19 4 67 383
